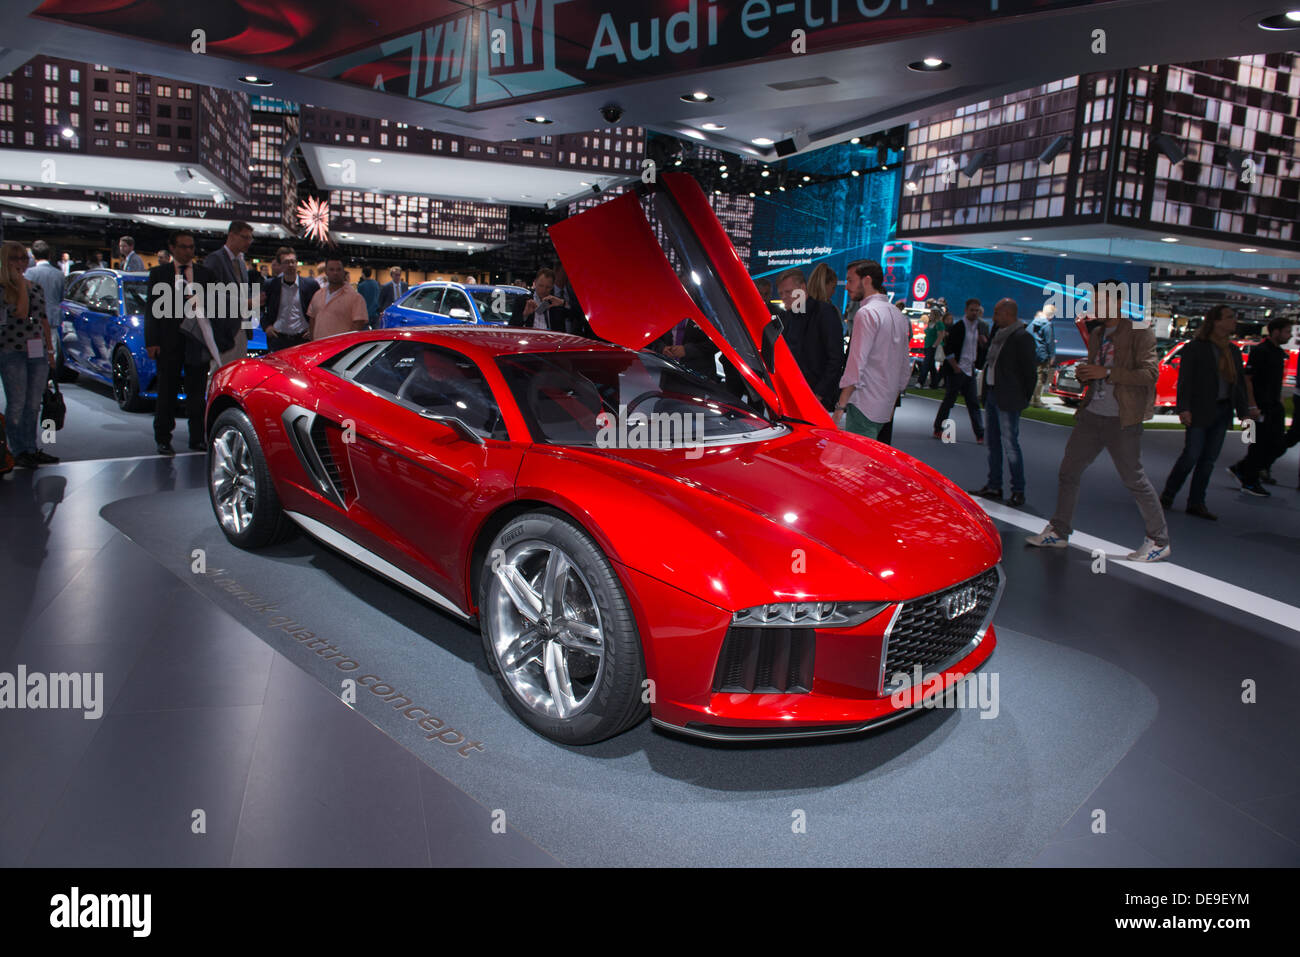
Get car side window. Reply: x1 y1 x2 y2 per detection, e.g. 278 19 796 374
64 275 89 305
350 341 507 439
83 275 119 313
405 287 444 315
440 289 474 322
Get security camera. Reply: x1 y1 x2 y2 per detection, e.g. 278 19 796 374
600 104 624 124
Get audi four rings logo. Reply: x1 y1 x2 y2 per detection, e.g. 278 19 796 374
942 586 978 620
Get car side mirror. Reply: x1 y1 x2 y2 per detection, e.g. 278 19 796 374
448 308 472 320
418 409 484 445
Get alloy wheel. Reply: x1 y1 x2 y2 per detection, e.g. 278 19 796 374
111 350 132 405
210 427 257 535
487 540 606 719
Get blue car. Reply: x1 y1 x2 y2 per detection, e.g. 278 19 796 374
56 268 268 411
380 281 531 329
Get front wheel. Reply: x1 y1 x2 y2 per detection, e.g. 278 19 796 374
112 346 144 411
479 512 647 745
208 407 294 549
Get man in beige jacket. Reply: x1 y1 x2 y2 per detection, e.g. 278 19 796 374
1026 281 1170 563
308 257 368 340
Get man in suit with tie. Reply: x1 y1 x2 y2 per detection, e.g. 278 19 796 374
201 220 255 365
263 247 319 351
377 266 408 315
118 235 145 273
144 230 218 455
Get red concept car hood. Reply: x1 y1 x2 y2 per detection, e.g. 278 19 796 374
566 427 1002 602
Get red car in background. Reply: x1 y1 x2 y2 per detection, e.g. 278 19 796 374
1154 338 1298 411
203 173 1004 745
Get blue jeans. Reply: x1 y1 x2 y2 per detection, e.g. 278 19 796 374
984 391 1025 494
0 351 48 456
1162 399 1233 508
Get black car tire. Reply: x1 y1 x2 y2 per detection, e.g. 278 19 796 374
111 345 144 412
52 336 77 383
479 511 648 745
207 407 295 549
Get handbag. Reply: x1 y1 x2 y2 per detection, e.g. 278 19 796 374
41 375 66 431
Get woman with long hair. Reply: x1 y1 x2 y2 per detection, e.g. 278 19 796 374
807 263 838 303
0 239 58 467
1160 305 1256 519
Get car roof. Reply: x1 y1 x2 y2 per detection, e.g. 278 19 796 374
407 280 529 294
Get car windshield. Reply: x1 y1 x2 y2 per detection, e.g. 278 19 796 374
496 350 778 447
123 279 147 315
467 288 530 323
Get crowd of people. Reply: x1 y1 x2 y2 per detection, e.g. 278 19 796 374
3 231 1298 550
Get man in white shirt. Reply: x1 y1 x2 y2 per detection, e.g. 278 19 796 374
264 247 319 351
833 260 912 441
932 297 988 442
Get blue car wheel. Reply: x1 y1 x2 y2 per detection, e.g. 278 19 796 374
112 345 145 412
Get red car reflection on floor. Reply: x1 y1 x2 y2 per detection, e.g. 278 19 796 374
204 174 1004 745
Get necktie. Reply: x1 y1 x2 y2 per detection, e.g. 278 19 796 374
674 321 686 346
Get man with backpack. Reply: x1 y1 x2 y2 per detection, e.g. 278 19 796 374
1028 303 1057 407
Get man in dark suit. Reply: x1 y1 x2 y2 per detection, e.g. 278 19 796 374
552 264 592 338
262 246 319 351
201 220 254 364
968 298 1038 506
376 266 408 314
651 319 718 381
145 229 218 455
509 268 568 331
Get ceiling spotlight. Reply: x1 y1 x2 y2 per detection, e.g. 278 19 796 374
748 191 756 197
908 58 951 72
850 137 861 144
1258 11 1300 29
802 175 811 181
212 191 226 204
60 125 74 139
720 171 728 179
760 169 769 177
851 170 861 177
1160 236 1179 243
238 75 273 87
525 115 553 124
701 122 726 131
1240 247 1258 253
368 157 383 163
719 164 727 171
1018 236 1033 241
905 180 918 191
683 91 715 103
1152 133 1187 165
962 149 995 178
174 167 195 184
778 185 786 191
752 137 775 147
327 162 342 168
1038 134 1072 165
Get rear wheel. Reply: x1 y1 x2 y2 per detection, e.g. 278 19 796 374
479 512 647 744
111 346 144 411
208 407 294 549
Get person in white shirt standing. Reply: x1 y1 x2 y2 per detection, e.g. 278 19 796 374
833 260 912 441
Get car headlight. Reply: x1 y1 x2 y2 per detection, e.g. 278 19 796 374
731 601 890 628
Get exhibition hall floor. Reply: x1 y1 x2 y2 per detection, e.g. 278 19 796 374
1 387 1297 866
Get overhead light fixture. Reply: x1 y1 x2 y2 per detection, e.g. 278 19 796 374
525 115 553 125
174 167 195 184
961 149 995 178
720 171 728 179
1240 247 1258 253
212 191 226 204
701 122 726 131
683 91 715 103
752 137 775 147
1152 133 1187 165
1161 236 1179 243
760 169 770 177
60 125 74 139
367 157 383 164
1258 11 1300 29
238 75 273 87
851 169 861 177
905 180 918 191
327 162 342 168
908 58 951 72
680 128 706 140
1038 134 1073 165
1018 236 1033 241
850 137 861 144
280 135 299 160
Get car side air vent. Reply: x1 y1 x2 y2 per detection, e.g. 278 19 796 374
309 416 353 503
281 405 350 509
712 627 815 694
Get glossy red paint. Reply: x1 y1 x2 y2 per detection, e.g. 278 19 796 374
206 191 1003 740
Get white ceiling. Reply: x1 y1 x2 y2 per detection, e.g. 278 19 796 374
0 149 245 201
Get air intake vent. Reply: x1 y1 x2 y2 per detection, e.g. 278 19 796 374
309 417 351 502
713 627 815 694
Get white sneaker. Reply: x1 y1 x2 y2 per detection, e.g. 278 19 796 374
1025 524 1069 548
1126 539 1171 563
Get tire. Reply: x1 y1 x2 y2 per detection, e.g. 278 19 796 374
479 511 648 745
52 336 77 383
208 407 295 549
112 346 144 412
1062 398 1080 408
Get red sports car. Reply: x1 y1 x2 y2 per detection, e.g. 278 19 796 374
204 173 1004 744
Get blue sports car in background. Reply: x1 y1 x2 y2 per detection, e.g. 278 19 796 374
380 281 531 329
56 268 268 411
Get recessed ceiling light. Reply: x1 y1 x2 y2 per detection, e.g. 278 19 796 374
905 181 918 191
368 157 383 164
1258 11 1300 29
701 122 726 131
720 172 728 179
680 128 706 140
752 137 775 147
1059 253 1068 257
1018 236 1032 241
850 137 861 144
1240 246 1258 252
908 58 951 72
238 75 273 87
683 91 715 103
327 162 342 168
851 170 861 177
1161 236 1179 242
525 115 553 124
760 169 770 177
802 175 811 182
719 165 728 172
748 191 756 197
60 126 74 139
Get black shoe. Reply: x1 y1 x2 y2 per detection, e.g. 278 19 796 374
1008 491 1025 507
1226 463 1245 488
1186 503 1218 520
1160 493 1174 510
32 450 60 465
156 442 175 457
1261 469 1277 486
1241 481 1271 498
968 485 1002 500
14 452 38 469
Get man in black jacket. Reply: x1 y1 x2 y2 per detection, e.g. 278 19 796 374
1229 317 1292 496
263 247 319 351
968 299 1038 506
775 267 844 409
651 318 718 381
932 297 989 442
144 230 217 455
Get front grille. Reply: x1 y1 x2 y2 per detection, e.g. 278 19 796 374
713 627 815 694
882 567 1001 690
